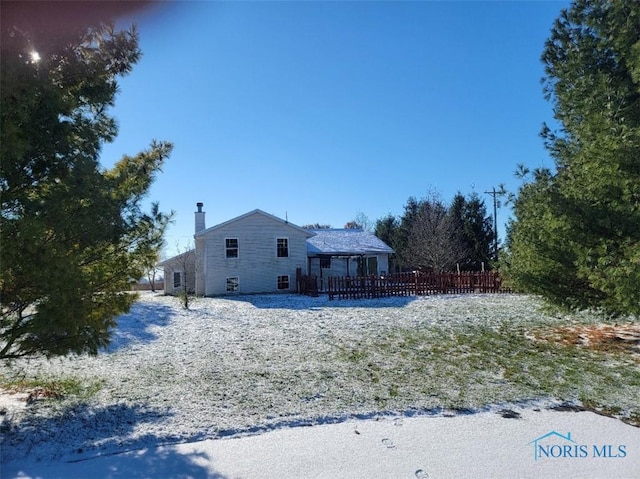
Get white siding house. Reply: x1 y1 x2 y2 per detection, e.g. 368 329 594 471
159 204 394 296
194 208 313 295
157 249 196 295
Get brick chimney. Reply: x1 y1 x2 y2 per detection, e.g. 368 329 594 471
195 202 205 233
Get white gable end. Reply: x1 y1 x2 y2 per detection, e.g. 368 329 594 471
196 210 312 295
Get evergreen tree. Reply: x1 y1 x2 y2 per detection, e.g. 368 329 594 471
505 0 640 316
140 202 176 292
374 214 401 272
1 8 173 358
450 192 494 271
395 196 421 269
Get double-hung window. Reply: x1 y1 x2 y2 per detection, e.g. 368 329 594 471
226 238 238 258
277 275 290 290
276 238 289 258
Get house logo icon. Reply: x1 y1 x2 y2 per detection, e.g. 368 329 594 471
528 431 578 461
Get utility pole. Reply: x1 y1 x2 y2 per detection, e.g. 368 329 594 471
485 187 499 262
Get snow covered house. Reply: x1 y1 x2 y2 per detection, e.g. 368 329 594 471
158 204 393 296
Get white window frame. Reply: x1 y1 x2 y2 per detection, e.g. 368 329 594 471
277 275 290 290
173 271 182 288
226 277 239 292
276 237 289 258
225 238 239 259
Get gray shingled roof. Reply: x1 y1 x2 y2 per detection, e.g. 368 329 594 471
306 229 393 256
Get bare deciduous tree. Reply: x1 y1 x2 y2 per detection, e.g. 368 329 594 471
406 200 467 272
353 211 374 232
172 242 197 309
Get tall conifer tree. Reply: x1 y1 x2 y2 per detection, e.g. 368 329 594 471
505 0 640 316
1 4 173 358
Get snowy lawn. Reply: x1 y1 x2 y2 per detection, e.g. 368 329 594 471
1 292 639 465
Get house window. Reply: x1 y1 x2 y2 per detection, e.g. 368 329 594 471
226 277 239 292
277 275 290 290
357 256 378 276
277 238 289 257
226 238 238 258
173 271 182 288
320 257 331 269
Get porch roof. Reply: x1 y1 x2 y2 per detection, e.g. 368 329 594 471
306 229 393 256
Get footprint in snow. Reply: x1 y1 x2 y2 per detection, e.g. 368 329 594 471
381 438 396 449
499 409 521 419
415 469 429 478
393 417 403 427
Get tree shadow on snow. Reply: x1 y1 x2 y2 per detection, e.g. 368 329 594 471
2 401 229 478
63 446 230 478
224 293 416 310
106 301 176 353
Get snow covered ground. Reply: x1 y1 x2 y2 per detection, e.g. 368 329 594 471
6 407 640 479
1 292 639 478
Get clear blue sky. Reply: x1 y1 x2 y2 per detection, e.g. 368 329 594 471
101 1 569 258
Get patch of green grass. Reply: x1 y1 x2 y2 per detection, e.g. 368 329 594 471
1 375 103 400
331 317 640 423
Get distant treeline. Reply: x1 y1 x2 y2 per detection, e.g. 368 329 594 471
374 192 495 273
